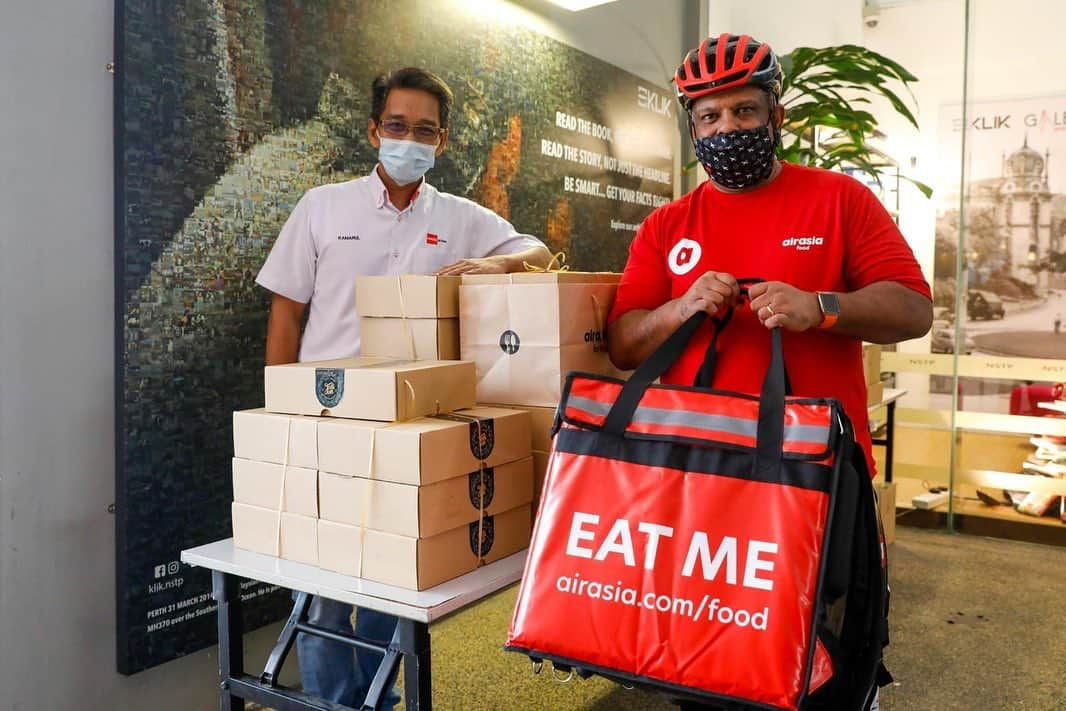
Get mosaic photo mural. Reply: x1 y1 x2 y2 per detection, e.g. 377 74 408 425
116 0 676 672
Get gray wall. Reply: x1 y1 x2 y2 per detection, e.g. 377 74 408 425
0 2 286 709
0 1 695 708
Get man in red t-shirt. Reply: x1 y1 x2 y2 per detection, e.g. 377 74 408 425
608 34 932 481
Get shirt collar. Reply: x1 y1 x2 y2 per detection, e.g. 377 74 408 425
370 164 425 213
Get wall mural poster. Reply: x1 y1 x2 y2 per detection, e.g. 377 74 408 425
934 98 1066 401
116 0 676 673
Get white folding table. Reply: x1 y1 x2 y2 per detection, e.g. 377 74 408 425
181 539 527 711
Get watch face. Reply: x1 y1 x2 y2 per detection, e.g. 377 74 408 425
818 292 841 316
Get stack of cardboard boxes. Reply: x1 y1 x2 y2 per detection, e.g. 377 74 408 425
459 272 626 509
863 343 884 407
310 404 534 589
356 275 461 360
863 343 896 543
230 278 536 590
232 409 323 564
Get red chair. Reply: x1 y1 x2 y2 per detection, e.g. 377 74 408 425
1010 382 1065 416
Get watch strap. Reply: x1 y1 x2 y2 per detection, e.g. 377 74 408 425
816 292 839 330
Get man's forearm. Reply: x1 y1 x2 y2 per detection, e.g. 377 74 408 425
607 300 685 371
501 245 551 272
265 311 302 365
831 282 933 344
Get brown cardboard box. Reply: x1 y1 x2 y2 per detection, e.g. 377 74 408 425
876 481 897 544
317 504 531 590
481 403 557 451
532 449 550 514
863 343 882 385
866 380 885 407
318 458 533 537
280 512 318 565
316 406 531 484
233 408 320 469
460 273 627 407
359 317 460 361
232 502 279 556
231 458 318 517
264 357 475 421
231 503 320 563
356 275 461 318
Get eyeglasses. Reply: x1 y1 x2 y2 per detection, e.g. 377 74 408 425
377 119 443 144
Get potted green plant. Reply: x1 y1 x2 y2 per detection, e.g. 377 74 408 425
779 44 931 197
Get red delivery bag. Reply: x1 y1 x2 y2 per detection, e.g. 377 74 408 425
506 315 890 711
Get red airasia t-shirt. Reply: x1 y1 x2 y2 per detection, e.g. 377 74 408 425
608 163 931 476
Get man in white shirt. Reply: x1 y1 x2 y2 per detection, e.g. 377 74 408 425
256 67 550 708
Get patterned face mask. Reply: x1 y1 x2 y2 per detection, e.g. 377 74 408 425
694 124 775 190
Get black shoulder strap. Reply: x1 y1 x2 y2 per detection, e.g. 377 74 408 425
806 416 892 711
839 420 892 707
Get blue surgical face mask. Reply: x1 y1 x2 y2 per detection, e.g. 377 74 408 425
377 135 436 185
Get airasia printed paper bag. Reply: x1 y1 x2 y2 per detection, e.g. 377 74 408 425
460 272 626 407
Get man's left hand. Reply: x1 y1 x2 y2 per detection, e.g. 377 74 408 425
434 255 509 276
747 281 822 331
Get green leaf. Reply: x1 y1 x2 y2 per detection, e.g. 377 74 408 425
902 175 934 198
775 43 926 197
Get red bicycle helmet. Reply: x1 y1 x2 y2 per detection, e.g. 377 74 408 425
675 34 782 111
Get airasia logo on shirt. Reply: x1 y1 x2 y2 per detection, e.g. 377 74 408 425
781 235 824 251
667 238 702 275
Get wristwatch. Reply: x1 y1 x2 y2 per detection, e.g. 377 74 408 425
816 292 840 329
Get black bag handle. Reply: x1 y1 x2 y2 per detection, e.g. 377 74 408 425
692 277 763 389
692 278 793 395
602 311 709 436
754 327 787 480
603 316 788 482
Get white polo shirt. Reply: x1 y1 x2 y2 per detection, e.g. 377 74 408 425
257 168 545 362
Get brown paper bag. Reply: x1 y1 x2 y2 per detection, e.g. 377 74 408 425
459 272 627 407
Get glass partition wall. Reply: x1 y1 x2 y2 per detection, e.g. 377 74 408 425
867 0 1066 543
705 0 1066 542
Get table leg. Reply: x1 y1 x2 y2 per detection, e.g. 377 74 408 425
213 570 244 711
262 592 311 686
209 571 432 711
885 401 896 484
359 621 401 711
400 620 432 711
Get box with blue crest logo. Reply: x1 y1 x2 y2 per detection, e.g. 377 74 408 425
264 356 475 421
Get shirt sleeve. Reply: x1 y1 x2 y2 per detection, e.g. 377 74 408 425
467 203 546 257
842 181 931 299
608 210 673 324
255 192 318 303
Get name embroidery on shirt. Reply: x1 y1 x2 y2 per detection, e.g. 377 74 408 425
336 234 361 241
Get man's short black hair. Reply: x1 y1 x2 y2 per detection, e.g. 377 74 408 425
371 67 454 129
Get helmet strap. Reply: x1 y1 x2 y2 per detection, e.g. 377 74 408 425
766 89 781 147
686 114 710 178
